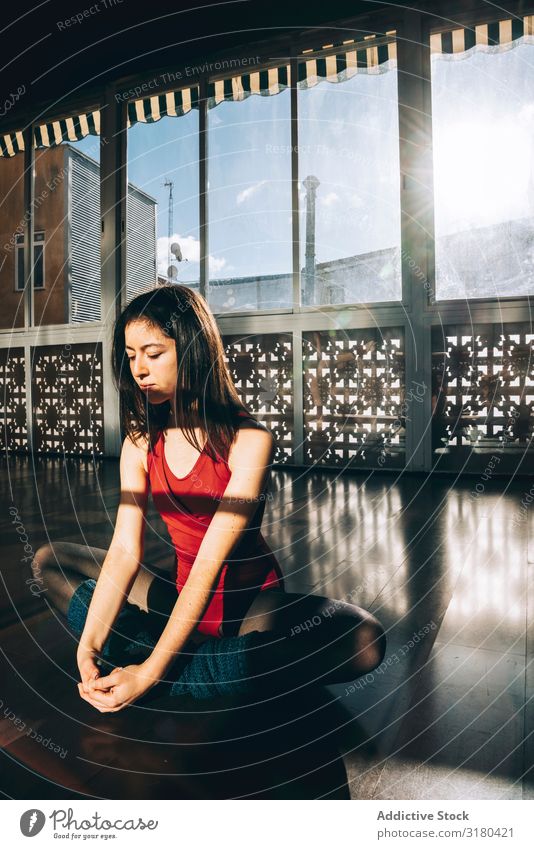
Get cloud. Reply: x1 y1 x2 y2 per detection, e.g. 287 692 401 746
347 193 364 209
236 180 267 205
157 234 226 277
320 192 340 207
519 102 534 126
208 255 227 274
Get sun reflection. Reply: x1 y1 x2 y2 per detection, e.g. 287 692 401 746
445 493 524 623
433 120 531 231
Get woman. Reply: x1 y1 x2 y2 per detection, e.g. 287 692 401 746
33 285 386 712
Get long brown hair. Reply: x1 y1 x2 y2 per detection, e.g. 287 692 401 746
111 284 253 460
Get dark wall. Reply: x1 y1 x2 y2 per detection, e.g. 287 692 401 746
0 1 375 128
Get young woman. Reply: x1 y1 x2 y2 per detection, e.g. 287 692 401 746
33 284 386 711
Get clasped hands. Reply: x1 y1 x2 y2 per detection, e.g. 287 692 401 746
77 652 162 713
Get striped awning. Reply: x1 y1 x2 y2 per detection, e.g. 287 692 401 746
208 30 397 109
0 131 24 157
298 31 397 89
0 110 100 158
127 86 199 126
207 65 290 107
206 31 397 106
33 111 100 146
431 15 534 54
0 31 397 156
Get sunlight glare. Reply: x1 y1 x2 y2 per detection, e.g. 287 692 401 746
433 119 530 233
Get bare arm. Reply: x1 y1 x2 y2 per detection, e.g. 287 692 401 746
141 426 275 681
77 435 149 659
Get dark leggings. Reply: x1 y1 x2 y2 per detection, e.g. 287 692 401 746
32 542 387 699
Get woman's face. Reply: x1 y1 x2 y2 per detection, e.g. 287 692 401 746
124 320 178 404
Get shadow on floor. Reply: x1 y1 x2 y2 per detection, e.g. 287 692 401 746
0 609 379 799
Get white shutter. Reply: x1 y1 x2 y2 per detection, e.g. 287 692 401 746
126 186 157 301
69 150 101 322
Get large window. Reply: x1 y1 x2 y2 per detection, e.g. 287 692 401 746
126 101 199 302
297 46 401 306
207 87 293 312
431 27 534 300
121 45 401 313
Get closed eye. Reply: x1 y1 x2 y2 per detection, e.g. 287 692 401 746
128 354 161 360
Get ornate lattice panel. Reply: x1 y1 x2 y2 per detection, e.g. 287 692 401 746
222 333 293 463
31 343 104 455
0 348 28 452
432 324 534 464
303 328 405 468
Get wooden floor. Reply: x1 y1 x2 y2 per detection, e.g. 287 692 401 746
1 453 533 799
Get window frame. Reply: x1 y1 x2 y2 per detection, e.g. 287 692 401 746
15 231 45 292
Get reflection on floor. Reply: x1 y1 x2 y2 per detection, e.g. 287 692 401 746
1 453 533 799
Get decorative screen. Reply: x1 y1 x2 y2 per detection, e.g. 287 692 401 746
222 333 293 462
0 347 27 452
31 342 104 455
303 327 405 468
432 324 534 456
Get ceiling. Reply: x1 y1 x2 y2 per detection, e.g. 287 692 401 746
0 0 511 132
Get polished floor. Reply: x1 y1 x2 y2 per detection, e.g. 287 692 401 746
1 453 533 799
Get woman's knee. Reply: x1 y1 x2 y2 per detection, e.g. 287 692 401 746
31 544 56 581
352 616 387 674
31 541 104 584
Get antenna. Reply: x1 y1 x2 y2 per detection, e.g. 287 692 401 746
163 178 174 280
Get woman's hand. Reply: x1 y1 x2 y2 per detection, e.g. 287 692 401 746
77 662 160 713
77 649 102 695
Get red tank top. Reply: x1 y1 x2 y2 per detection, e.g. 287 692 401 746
147 413 284 638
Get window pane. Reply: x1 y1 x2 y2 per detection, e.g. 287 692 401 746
298 66 401 306
126 107 199 301
208 90 292 312
16 246 24 292
0 150 26 328
34 244 44 288
14 239 44 291
432 40 534 300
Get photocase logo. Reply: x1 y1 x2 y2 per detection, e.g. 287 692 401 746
20 809 46 836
